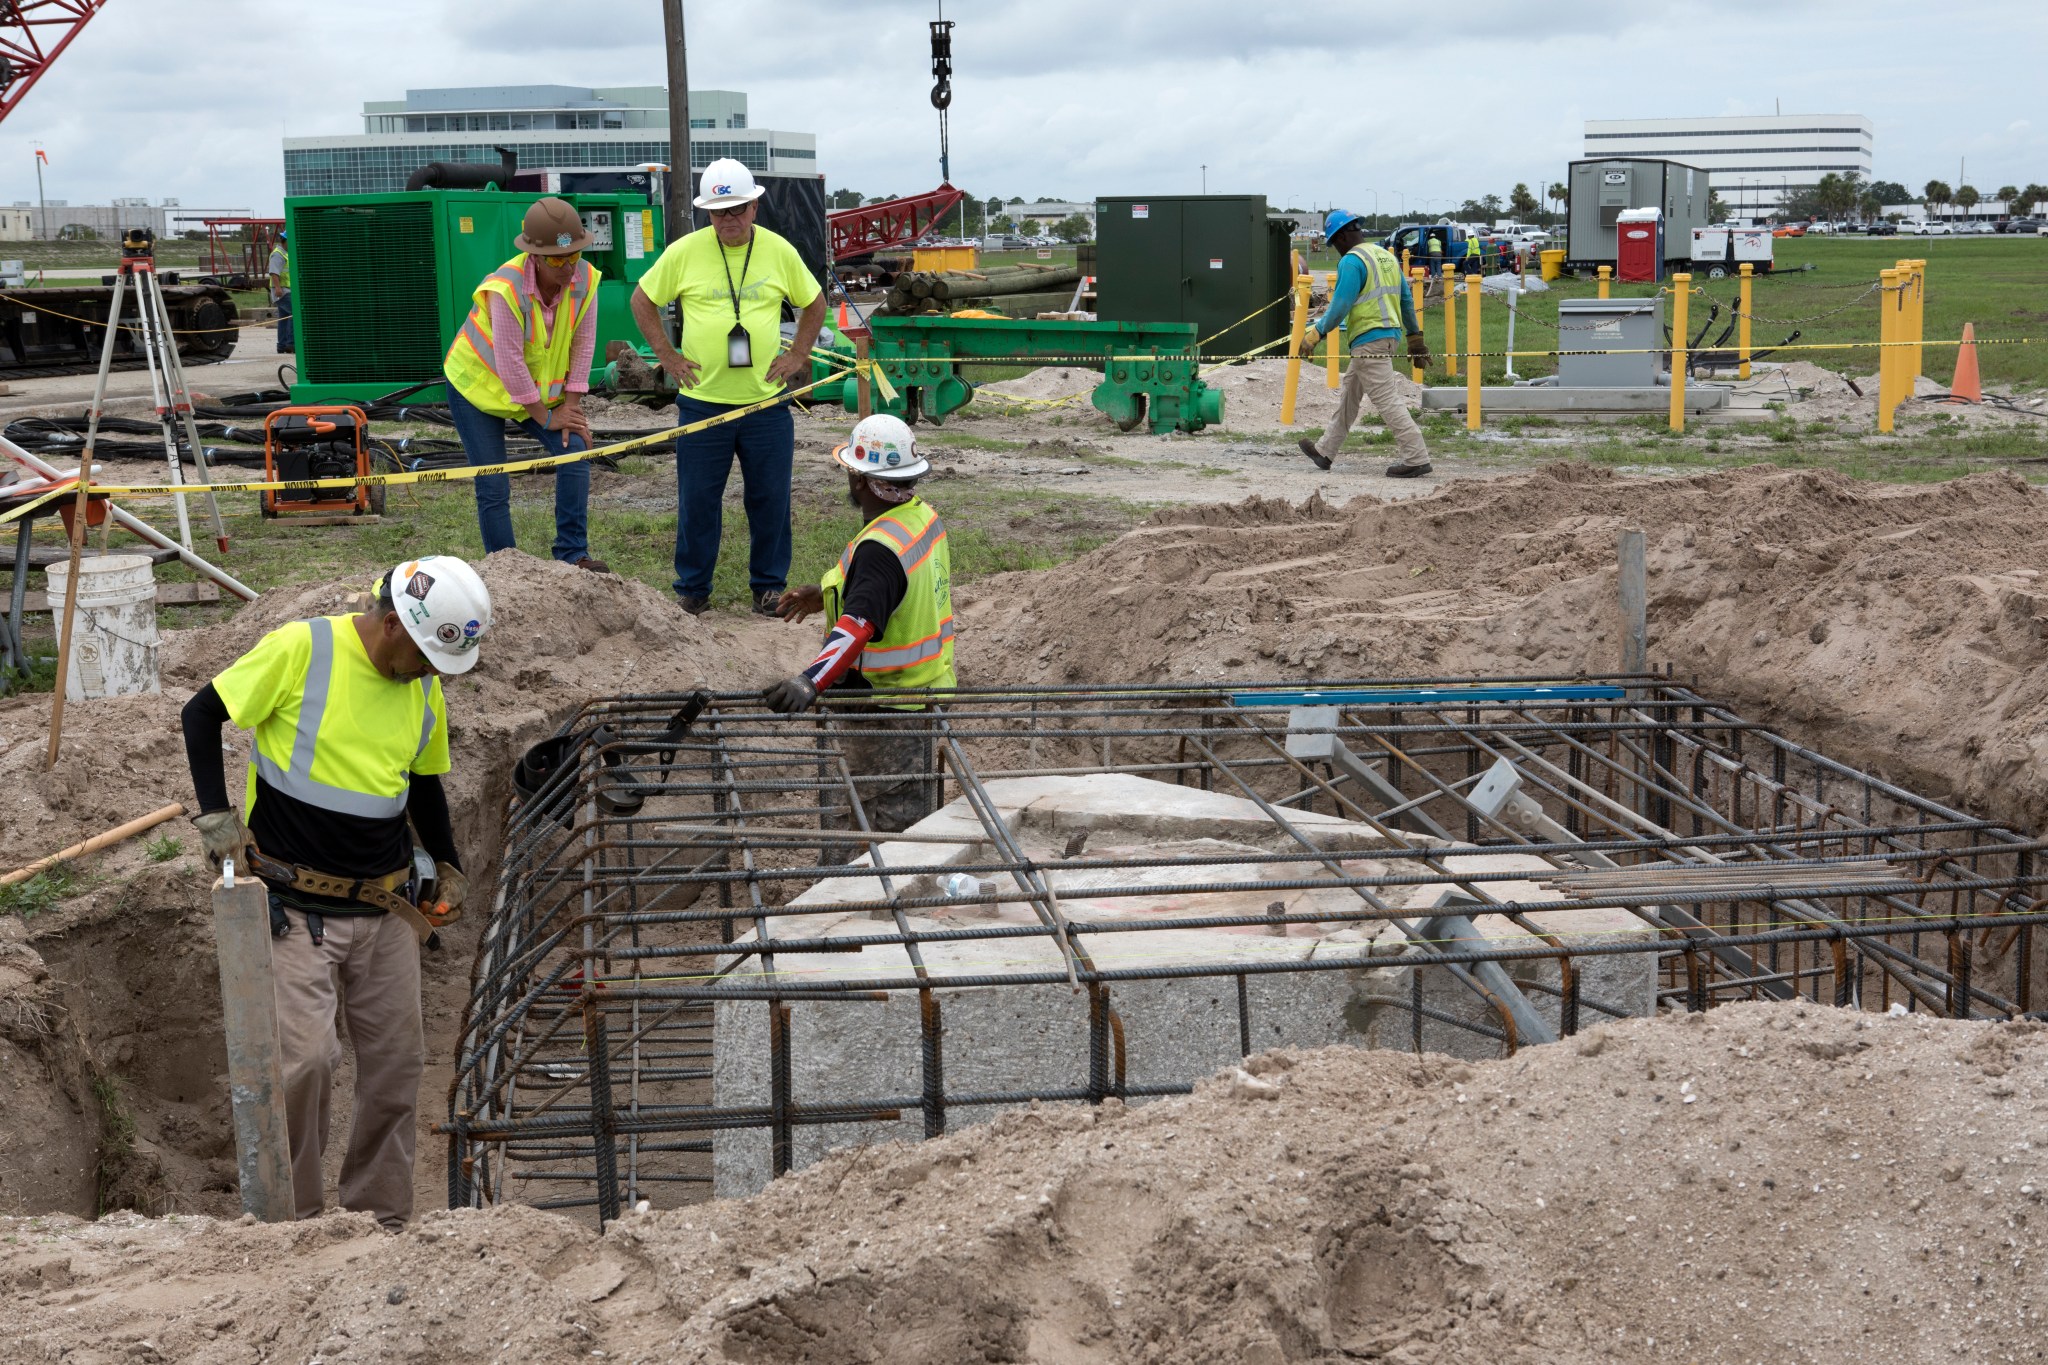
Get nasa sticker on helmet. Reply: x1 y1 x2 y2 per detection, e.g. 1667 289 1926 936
462 618 482 639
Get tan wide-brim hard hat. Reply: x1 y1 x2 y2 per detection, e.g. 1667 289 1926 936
514 197 594 256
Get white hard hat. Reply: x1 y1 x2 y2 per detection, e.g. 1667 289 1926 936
382 555 493 675
694 158 766 210
831 413 929 481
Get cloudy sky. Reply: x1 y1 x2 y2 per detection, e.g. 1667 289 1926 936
6 0 2043 214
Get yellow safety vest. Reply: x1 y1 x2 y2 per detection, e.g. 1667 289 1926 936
1341 242 1407 341
237 616 444 821
269 245 289 290
821 497 955 703
443 254 600 419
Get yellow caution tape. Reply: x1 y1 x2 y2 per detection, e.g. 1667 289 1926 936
10 370 846 507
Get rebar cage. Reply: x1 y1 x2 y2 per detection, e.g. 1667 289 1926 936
447 675 2048 1223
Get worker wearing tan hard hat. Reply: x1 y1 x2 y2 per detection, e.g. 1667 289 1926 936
180 555 494 1228
443 196 611 574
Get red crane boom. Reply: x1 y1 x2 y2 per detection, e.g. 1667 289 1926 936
0 0 108 125
829 184 966 261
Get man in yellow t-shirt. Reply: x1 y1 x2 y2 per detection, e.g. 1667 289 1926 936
631 157 826 616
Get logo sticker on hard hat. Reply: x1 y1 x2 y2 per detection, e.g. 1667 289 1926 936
885 450 901 466
556 232 574 248
712 184 732 196
406 571 435 600
463 619 482 639
434 623 462 645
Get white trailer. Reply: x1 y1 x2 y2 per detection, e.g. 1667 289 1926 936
1690 225 1773 278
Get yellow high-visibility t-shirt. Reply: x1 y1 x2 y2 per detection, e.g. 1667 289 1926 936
635 224 821 407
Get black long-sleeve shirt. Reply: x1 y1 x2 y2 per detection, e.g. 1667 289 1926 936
829 540 907 692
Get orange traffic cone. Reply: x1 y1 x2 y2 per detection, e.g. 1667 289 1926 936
1948 321 1981 403
837 301 850 329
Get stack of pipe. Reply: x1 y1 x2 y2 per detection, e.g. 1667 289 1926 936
882 263 1082 315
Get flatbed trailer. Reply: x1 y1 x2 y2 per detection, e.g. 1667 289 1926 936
0 282 241 378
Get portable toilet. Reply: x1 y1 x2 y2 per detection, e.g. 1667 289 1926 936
1615 207 1662 282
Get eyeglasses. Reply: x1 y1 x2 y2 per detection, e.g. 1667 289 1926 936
709 202 752 219
536 251 582 270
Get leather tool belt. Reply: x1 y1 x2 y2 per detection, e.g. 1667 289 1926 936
246 850 437 944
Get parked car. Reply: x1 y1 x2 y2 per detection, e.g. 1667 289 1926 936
1806 221 1836 235
2002 217 2043 235
1771 224 1805 238
1957 220 1996 235
1864 221 1899 235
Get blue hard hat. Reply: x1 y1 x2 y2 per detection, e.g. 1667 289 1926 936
1323 208 1363 238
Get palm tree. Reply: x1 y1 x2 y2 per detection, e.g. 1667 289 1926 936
1546 181 1567 223
1954 185 1981 217
1922 180 1952 219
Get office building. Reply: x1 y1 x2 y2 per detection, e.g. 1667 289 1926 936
283 86 817 197
1582 114 1872 218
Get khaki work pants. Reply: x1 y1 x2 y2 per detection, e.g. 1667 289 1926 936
1315 336 1430 469
269 903 424 1227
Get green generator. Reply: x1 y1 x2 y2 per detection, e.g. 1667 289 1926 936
1094 195 1293 355
285 190 665 406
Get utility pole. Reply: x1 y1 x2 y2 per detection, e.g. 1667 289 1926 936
34 145 47 242
1200 164 1206 194
661 0 692 247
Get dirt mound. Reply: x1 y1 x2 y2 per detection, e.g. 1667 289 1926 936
955 463 2048 833
3 1004 2040 1363
0 551 813 1221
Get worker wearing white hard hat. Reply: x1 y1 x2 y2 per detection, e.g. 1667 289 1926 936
179 555 495 1229
765 415 955 847
630 156 827 617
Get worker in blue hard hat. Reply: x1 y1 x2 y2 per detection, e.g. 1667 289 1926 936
1296 209 1434 479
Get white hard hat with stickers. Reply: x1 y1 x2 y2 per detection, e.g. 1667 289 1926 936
381 555 494 675
830 413 930 482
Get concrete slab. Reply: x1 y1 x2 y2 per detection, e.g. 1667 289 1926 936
1420 385 1730 413
710 776 1657 1195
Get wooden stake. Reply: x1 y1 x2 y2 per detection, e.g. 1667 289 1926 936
1 801 185 885
212 871 296 1222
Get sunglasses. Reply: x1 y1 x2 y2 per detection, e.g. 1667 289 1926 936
709 202 753 219
536 250 583 269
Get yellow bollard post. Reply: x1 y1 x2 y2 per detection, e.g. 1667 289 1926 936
1280 272 1311 427
1325 273 1341 389
1597 264 1612 300
1465 274 1482 430
1443 265 1458 378
1900 258 1916 384
1667 273 1691 433
1877 267 1900 433
1737 263 1753 380
1402 247 1411 283
1408 268 1428 381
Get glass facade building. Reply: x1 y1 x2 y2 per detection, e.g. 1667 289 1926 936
284 86 815 198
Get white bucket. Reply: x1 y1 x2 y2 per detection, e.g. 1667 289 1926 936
43 554 160 701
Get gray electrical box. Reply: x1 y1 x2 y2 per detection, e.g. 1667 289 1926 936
1566 159 1708 268
1556 297 1663 386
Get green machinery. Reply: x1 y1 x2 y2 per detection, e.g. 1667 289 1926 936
809 316 1224 434
285 190 664 406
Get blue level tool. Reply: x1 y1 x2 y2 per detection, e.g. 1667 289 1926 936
1230 685 1628 708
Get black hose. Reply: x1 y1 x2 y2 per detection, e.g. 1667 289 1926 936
406 147 517 193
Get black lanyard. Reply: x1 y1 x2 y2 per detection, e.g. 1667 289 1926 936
718 233 755 319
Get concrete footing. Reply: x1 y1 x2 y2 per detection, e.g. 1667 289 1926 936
709 773 1656 1196
1420 384 1730 413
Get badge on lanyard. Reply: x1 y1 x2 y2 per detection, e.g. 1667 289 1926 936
721 235 757 370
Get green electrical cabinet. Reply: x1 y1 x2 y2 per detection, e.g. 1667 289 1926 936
285 190 665 406
1094 195 1293 354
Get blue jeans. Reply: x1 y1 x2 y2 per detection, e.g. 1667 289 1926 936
274 290 292 353
446 385 591 562
671 393 793 599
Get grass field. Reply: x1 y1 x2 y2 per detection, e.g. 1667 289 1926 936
1293 234 2048 391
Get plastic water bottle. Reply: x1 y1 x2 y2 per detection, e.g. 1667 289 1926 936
940 872 992 898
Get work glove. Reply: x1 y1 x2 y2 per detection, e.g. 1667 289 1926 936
1298 324 1322 355
428 861 467 922
193 809 255 869
1406 332 1433 370
761 674 820 716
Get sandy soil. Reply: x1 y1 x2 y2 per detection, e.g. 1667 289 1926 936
955 462 2048 837
1 1004 2042 1364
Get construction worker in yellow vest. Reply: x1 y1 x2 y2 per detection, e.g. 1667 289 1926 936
442 198 609 574
1297 209 1434 478
179 555 494 1228
764 414 954 841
